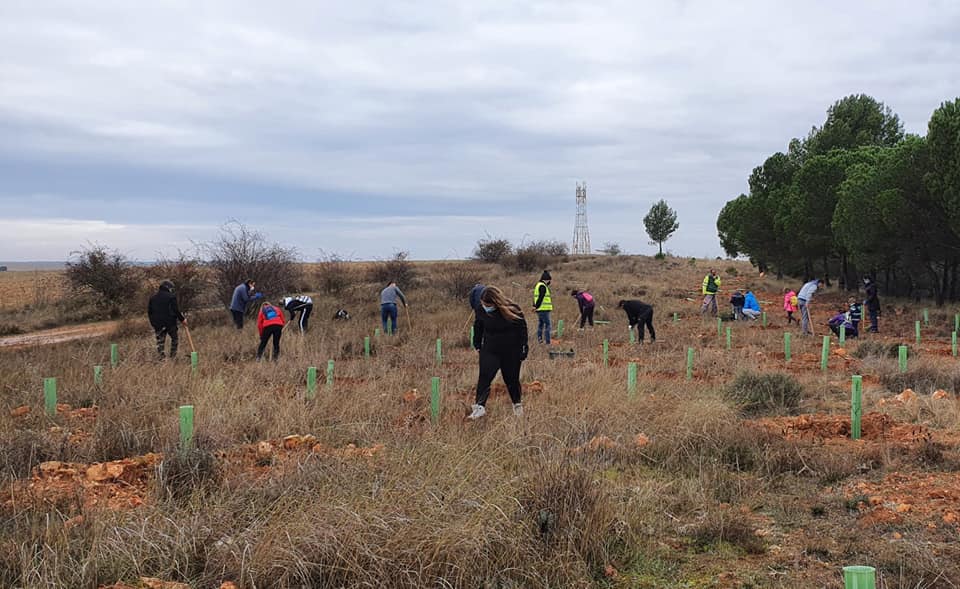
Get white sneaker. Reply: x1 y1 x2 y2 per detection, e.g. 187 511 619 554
513 403 523 416
467 404 486 420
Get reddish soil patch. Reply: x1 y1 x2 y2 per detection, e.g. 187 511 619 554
4 438 387 514
751 412 928 443
846 471 960 530
4 454 161 512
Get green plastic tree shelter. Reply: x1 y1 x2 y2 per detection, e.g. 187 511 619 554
725 327 731 350
602 339 609 367
364 336 371 358
839 324 846 347
436 338 442 366
627 362 637 397
190 351 199 375
306 366 317 399
179 405 194 451
686 348 694 380
326 360 335 389
851 375 863 440
110 343 119 368
784 332 791 362
898 345 908 373
43 377 57 416
843 565 876 589
915 321 921 344
93 365 103 386
820 336 830 371
557 319 564 338
923 308 929 326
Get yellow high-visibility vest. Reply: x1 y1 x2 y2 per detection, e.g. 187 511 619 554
534 282 553 311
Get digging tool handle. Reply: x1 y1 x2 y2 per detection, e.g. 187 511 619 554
182 320 196 353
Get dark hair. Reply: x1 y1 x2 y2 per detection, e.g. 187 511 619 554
245 279 255 287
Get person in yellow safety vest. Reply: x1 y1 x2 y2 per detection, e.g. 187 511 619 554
700 269 721 317
533 270 553 344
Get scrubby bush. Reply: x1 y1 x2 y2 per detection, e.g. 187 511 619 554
437 264 481 300
315 251 356 295
599 242 622 256
852 340 896 359
203 221 302 306
880 365 960 394
367 251 417 287
507 240 568 272
65 245 142 318
725 266 738 276
473 238 513 263
725 371 803 415
148 251 211 313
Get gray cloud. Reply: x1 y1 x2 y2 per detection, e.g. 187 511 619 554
1 0 958 260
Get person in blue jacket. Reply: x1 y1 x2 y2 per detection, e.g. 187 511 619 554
741 290 762 320
229 279 262 329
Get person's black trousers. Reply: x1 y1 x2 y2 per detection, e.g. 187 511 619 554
579 305 595 328
292 304 313 332
257 325 283 360
631 309 656 342
154 323 178 358
475 350 523 406
231 310 244 329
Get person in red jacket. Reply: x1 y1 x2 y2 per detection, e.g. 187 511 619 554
256 301 286 361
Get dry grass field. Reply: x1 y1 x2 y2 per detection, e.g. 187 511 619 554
2 255 960 588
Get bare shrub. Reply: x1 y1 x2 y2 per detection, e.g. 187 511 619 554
367 251 416 286
315 251 356 295
65 245 142 318
148 251 211 313
686 508 765 554
725 371 803 415
473 237 513 263
505 239 569 272
203 221 302 305
437 264 481 300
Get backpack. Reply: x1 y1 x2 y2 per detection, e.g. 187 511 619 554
581 292 594 304
264 306 279 320
790 295 798 307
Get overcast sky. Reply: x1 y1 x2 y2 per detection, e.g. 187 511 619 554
1 1 957 262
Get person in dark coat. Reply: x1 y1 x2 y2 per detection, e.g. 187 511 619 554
147 280 186 359
571 289 596 329
229 279 262 329
617 299 655 344
468 285 529 420
864 277 881 333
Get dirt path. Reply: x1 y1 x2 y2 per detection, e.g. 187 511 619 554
0 321 118 350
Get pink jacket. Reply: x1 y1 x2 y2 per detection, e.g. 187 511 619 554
784 291 798 312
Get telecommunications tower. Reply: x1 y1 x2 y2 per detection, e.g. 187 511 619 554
572 182 591 255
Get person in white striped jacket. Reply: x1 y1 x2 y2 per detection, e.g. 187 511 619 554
282 295 313 333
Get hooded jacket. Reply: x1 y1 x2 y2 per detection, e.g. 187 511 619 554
257 304 286 336
783 291 798 312
472 305 528 358
743 292 760 312
148 283 184 327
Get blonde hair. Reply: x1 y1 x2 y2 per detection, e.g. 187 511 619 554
480 286 522 321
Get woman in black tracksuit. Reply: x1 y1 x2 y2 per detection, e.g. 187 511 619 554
468 285 529 420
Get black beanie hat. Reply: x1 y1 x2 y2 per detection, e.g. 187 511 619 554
540 270 552 282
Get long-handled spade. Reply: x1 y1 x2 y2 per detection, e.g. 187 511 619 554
182 320 196 353
403 304 414 331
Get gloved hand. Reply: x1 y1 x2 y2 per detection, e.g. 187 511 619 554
520 343 529 361
253 292 264 300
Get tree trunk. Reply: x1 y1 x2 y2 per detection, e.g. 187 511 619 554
822 256 830 287
939 260 949 306
658 241 663 255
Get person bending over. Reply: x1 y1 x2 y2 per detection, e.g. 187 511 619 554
618 299 655 344
468 286 528 420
